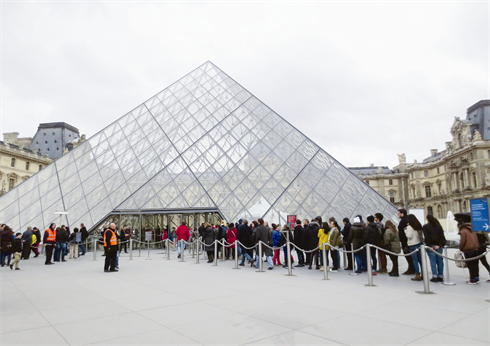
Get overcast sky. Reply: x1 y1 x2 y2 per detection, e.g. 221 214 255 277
1 1 489 169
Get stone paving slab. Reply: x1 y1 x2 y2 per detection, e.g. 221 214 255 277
1 248 489 346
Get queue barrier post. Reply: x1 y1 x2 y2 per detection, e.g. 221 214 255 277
146 240 151 260
322 243 329 280
365 243 375 287
213 241 218 266
258 241 264 272
442 246 456 286
129 238 133 260
417 246 435 294
287 240 293 276
233 241 239 269
92 238 97 261
351 243 356 274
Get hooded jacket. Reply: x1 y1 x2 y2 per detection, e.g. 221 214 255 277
294 225 305 249
304 222 320 250
398 216 409 246
422 223 446 247
348 221 365 250
458 223 479 253
363 223 380 246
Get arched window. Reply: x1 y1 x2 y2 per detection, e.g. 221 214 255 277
437 205 443 218
389 191 395 203
425 185 431 197
25 162 30 170
462 200 467 212
10 158 15 167
389 179 393 185
427 206 433 215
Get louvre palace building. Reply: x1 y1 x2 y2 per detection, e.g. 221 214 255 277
0 62 400 233
350 100 490 220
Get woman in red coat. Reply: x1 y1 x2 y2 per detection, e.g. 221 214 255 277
226 223 238 260
160 228 168 249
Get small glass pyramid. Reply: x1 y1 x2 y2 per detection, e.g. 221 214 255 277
0 62 398 230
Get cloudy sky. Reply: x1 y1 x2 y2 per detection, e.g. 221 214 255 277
1 1 488 168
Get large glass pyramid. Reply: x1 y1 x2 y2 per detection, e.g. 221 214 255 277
0 61 398 230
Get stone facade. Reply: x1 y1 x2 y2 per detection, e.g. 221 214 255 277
0 134 52 196
349 100 490 218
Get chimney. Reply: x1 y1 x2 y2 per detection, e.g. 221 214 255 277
430 149 437 157
370 163 374 167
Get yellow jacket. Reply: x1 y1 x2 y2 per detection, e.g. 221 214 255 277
318 228 330 250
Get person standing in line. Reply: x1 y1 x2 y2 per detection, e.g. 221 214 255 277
1 226 13 267
328 218 342 272
293 220 305 267
374 213 388 274
348 217 366 274
161 227 168 249
476 232 490 281
176 222 190 259
406 214 424 281
54 226 68 262
317 222 330 270
363 216 380 275
304 218 320 269
254 218 274 270
31 227 41 257
226 223 237 260
422 215 446 283
79 223 88 256
21 227 33 260
342 218 353 270
238 219 254 266
43 223 56 265
104 223 118 272
458 221 480 284
272 224 282 266
398 209 416 275
9 232 23 270
384 220 401 276
68 228 81 260
203 223 215 263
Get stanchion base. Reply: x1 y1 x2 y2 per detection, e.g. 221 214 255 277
441 282 456 286
232 267 241 270
146 258 152 260
349 273 360 276
415 291 436 294
365 284 377 287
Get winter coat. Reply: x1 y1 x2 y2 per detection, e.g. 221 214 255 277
398 216 409 247
363 223 380 246
348 222 365 250
203 227 215 252
22 230 32 245
329 227 342 247
255 225 273 257
293 225 305 249
11 238 22 253
226 228 237 248
406 225 423 246
383 228 401 253
318 229 329 251
33 230 41 244
458 223 479 253
175 225 190 241
238 224 254 257
342 222 352 245
56 229 69 243
1 229 13 249
422 223 446 247
272 230 281 247
80 227 89 241
304 222 320 250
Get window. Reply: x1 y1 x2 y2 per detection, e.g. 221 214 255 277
43 133 46 136
47 148 50 151
437 205 444 218
11 158 15 167
438 183 442 194
437 167 440 174
427 206 433 215
460 172 465 188
487 150 490 159
56 147 59 151
473 172 477 188
425 185 431 197
8 178 15 190
38 165 42 171
424 170 429 177
54 140 57 143
365 180 370 185
36 141 38 144
389 191 395 203
45 141 48 144
52 132 55 135
389 179 393 185
462 200 467 212
25 162 30 170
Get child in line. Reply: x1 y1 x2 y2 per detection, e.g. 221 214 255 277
10 232 23 270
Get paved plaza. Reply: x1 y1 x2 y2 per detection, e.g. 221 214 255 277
1 247 489 346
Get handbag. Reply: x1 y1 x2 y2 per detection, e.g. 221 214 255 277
454 251 467 268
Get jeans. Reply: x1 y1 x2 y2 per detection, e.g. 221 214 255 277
54 242 67 261
1 249 12 265
255 254 273 268
178 242 186 255
240 248 253 264
331 249 340 269
369 247 377 271
296 249 305 265
354 253 363 272
79 243 86 255
427 246 444 278
409 243 422 274
273 249 281 265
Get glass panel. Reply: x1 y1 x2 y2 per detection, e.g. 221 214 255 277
63 185 85 209
0 188 18 212
16 174 38 198
18 186 40 211
60 172 81 196
82 171 104 195
86 183 109 210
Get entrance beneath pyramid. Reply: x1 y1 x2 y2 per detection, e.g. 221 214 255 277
91 210 223 243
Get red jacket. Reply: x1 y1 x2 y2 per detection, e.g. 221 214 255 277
226 228 237 247
175 225 190 241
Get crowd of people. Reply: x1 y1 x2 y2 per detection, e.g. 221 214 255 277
1 209 489 285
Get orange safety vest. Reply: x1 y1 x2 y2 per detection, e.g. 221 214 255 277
104 229 117 247
46 228 56 242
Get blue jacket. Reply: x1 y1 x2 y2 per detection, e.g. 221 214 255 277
272 230 281 247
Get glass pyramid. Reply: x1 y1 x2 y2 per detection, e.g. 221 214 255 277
0 61 398 230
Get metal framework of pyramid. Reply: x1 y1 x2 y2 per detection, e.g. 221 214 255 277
0 61 398 230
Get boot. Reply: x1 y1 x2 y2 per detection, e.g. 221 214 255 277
411 273 422 281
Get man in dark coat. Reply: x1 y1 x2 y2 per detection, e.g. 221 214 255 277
342 218 353 270
347 217 366 273
364 215 380 272
254 218 274 269
79 223 89 255
304 219 320 269
293 220 305 267
238 219 254 265
398 209 415 275
21 227 33 259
